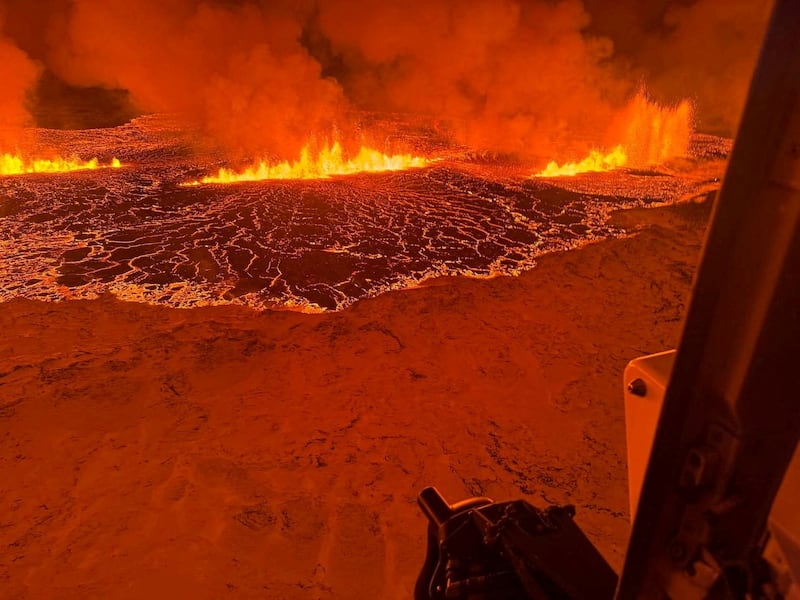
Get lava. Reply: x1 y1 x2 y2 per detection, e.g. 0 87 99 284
0 154 122 176
0 115 729 312
182 142 432 186
620 94 694 166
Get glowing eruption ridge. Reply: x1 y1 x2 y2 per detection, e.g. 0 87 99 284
0 154 122 176
535 145 628 177
535 93 693 178
184 143 431 185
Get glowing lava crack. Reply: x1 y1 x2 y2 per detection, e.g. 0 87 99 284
182 142 432 185
0 154 122 176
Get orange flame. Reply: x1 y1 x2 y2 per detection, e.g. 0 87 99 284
535 145 628 177
0 154 122 176
535 92 693 178
183 142 432 186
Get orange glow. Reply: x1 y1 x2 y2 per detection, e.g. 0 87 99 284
0 154 122 176
619 94 693 167
183 142 432 186
535 92 693 178
535 145 628 177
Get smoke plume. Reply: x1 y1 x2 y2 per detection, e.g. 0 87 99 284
583 0 773 136
314 0 632 159
0 7 40 150
0 0 776 161
640 0 773 135
47 0 345 159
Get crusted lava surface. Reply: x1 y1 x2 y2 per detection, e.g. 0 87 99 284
0 116 729 311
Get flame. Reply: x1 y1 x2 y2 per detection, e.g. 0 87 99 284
535 92 693 178
183 142 431 186
535 145 628 177
0 154 122 176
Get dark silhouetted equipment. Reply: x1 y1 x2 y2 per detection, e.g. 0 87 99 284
416 487 617 599
416 0 799 597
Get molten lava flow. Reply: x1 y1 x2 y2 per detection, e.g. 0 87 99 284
535 92 693 178
183 142 431 185
535 145 628 177
0 154 122 176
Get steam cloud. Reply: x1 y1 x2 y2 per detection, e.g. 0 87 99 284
0 0 774 159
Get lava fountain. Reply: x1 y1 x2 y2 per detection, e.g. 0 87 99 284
0 154 122 176
183 142 433 186
535 93 694 178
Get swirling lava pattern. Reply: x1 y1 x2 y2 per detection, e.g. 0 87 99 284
0 116 729 311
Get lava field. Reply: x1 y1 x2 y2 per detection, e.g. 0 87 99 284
0 116 729 311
